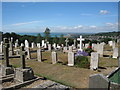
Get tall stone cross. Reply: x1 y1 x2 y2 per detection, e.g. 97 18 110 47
20 45 26 69
77 35 84 51
9 37 14 55
65 38 69 47
3 38 10 67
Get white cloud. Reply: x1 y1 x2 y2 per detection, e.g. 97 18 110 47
74 25 83 29
11 20 43 26
99 10 109 15
90 25 97 28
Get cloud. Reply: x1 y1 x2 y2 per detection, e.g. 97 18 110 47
99 10 109 15
90 25 97 28
74 25 83 29
11 20 43 26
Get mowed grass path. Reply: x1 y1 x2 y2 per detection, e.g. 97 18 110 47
1 51 118 88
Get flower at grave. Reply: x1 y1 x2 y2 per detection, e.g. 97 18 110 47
88 46 92 49
75 50 89 56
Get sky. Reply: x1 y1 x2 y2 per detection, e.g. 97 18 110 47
2 2 118 33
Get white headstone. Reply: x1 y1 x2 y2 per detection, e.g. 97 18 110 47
52 51 57 64
113 47 118 58
48 44 52 51
97 43 104 57
68 52 74 66
42 40 45 47
37 48 42 62
90 52 99 70
53 43 57 50
0 41 3 53
37 43 41 48
25 40 29 48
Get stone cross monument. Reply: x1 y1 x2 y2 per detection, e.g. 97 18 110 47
20 45 26 69
65 38 69 47
3 38 10 67
77 35 84 51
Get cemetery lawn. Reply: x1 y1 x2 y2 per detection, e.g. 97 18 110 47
1 51 118 88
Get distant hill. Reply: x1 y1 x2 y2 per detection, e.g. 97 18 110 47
92 31 120 36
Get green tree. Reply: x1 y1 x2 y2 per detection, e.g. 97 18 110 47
59 34 65 45
36 33 42 43
52 35 58 44
44 27 51 41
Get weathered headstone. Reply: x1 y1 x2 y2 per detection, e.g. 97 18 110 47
113 47 118 58
89 74 109 88
68 52 74 66
77 35 84 51
9 37 14 56
97 43 104 57
52 51 57 64
15 45 35 82
90 52 99 70
37 48 42 62
26 48 31 59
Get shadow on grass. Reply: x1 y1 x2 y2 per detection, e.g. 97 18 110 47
98 66 107 69
42 59 47 62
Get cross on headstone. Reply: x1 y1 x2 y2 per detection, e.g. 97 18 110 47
77 35 84 51
65 38 69 47
20 45 26 69
3 38 10 67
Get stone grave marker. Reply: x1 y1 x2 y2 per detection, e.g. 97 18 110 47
2 38 14 76
0 41 3 53
73 39 76 49
15 45 35 82
89 74 109 88
52 51 57 64
25 40 29 49
42 40 45 47
37 48 42 62
15 39 19 48
26 47 31 59
31 42 36 48
9 37 14 56
113 47 118 58
65 38 69 47
69 46 73 52
77 35 84 51
48 44 52 51
97 43 104 57
68 52 74 66
37 43 41 48
90 52 99 70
